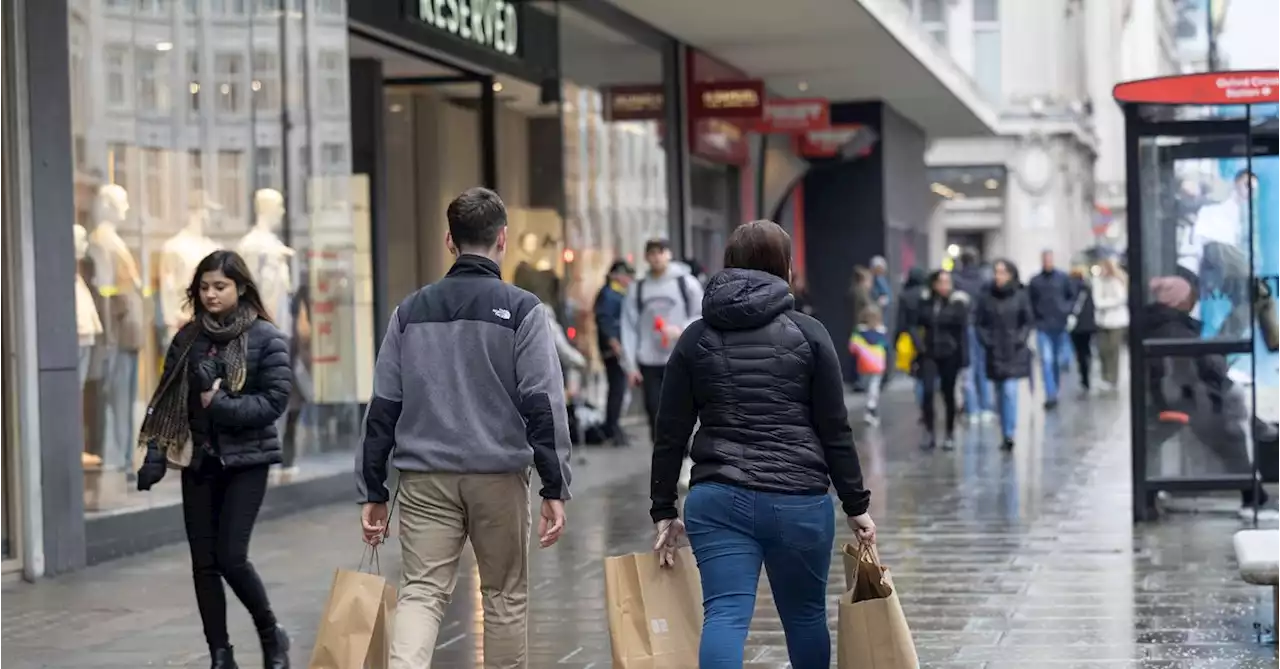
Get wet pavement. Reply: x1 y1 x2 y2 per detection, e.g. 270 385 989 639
3 379 1277 668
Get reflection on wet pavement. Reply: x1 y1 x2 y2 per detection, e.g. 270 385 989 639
2 383 1276 668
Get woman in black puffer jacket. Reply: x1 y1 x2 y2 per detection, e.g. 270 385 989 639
974 259 1034 451
649 220 874 669
136 250 292 669
912 269 971 451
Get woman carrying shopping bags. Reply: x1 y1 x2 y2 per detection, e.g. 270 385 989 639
974 259 1035 451
1092 257 1129 391
648 220 875 669
136 250 293 669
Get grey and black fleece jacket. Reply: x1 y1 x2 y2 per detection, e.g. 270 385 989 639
357 254 573 503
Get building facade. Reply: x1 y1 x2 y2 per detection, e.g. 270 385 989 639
925 0 1180 272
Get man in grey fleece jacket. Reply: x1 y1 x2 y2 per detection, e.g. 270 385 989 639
356 187 572 668
622 238 704 440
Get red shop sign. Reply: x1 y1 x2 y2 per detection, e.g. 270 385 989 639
689 80 765 120
1113 71 1279 105
794 125 877 159
749 98 830 134
603 84 665 122
691 118 750 166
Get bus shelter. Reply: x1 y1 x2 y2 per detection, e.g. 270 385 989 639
1115 71 1279 522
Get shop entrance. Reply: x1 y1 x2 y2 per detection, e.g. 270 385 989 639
349 35 564 320
1116 71 1280 522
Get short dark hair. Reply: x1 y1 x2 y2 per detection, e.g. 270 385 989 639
447 187 507 249
607 259 634 276
959 249 979 268
644 238 671 255
1235 169 1257 183
723 220 791 281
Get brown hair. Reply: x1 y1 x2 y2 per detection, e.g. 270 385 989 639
858 305 883 327
723 220 792 280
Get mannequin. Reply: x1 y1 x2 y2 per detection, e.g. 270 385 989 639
75 223 105 471
73 224 103 382
237 188 295 332
159 191 221 339
87 184 145 474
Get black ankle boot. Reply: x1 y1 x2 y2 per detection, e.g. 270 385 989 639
210 647 239 669
259 625 291 669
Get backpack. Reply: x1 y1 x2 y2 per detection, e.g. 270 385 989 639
636 274 694 318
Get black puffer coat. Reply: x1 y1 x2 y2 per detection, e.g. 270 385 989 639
173 317 292 469
975 281 1034 381
913 290 971 367
649 269 870 522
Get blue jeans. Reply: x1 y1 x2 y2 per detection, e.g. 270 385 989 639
996 378 1019 439
1036 329 1070 401
685 482 834 669
963 326 992 413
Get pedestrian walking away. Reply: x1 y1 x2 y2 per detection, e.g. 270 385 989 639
912 269 971 451
894 268 929 410
1067 265 1097 393
621 238 704 441
649 220 875 669
952 250 993 422
1092 257 1130 391
1028 249 1075 407
975 259 1035 451
593 260 635 446
357 187 573 669
135 250 294 669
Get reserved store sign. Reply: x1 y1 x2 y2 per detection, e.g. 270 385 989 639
416 0 519 56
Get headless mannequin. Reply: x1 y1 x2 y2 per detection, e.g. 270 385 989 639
75 223 105 470
87 184 144 474
160 196 221 340
237 189 295 331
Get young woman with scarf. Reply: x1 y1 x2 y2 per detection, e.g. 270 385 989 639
135 250 293 669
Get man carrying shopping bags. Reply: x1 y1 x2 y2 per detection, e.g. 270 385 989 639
356 187 574 669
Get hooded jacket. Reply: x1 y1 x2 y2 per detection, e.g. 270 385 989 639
913 289 971 367
621 262 703 370
649 269 870 523
975 267 1035 381
894 268 929 337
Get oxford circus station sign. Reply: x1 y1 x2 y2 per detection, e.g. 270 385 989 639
418 0 519 57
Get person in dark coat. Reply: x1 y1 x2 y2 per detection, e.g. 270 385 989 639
1027 249 1076 407
975 258 1034 451
135 250 293 669
1067 266 1097 392
892 267 929 397
952 250 992 421
649 220 874 668
594 259 635 445
912 269 971 450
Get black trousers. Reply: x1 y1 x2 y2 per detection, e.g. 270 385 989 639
182 462 276 650
919 357 963 437
1070 331 1093 389
640 364 666 440
603 356 627 439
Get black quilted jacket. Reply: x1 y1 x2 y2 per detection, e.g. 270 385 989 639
649 268 870 522
174 317 292 469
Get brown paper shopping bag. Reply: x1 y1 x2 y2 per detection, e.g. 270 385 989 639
604 548 703 669
309 553 397 669
837 543 918 669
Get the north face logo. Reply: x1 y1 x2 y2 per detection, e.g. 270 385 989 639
492 308 511 320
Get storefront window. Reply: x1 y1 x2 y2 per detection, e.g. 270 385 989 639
556 5 671 387
67 0 362 517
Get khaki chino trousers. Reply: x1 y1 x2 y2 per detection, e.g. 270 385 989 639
390 470 532 669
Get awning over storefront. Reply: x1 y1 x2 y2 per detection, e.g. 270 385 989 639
605 0 997 137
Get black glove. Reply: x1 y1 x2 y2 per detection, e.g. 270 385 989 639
136 439 168 491
194 358 225 392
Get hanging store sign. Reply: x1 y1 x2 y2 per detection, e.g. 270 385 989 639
415 0 520 57
794 124 877 159
689 80 765 120
748 98 830 134
1112 70 1279 105
603 85 665 122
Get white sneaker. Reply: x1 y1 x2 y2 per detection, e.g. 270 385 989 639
981 410 998 423
864 412 880 426
967 414 981 426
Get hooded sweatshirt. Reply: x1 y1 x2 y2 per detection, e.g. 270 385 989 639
621 262 704 370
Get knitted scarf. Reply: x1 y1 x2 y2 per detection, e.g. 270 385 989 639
136 306 258 469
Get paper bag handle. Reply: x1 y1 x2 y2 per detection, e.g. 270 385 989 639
358 485 402 575
849 540 884 589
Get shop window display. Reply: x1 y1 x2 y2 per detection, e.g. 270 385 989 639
556 6 672 407
67 0 362 515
